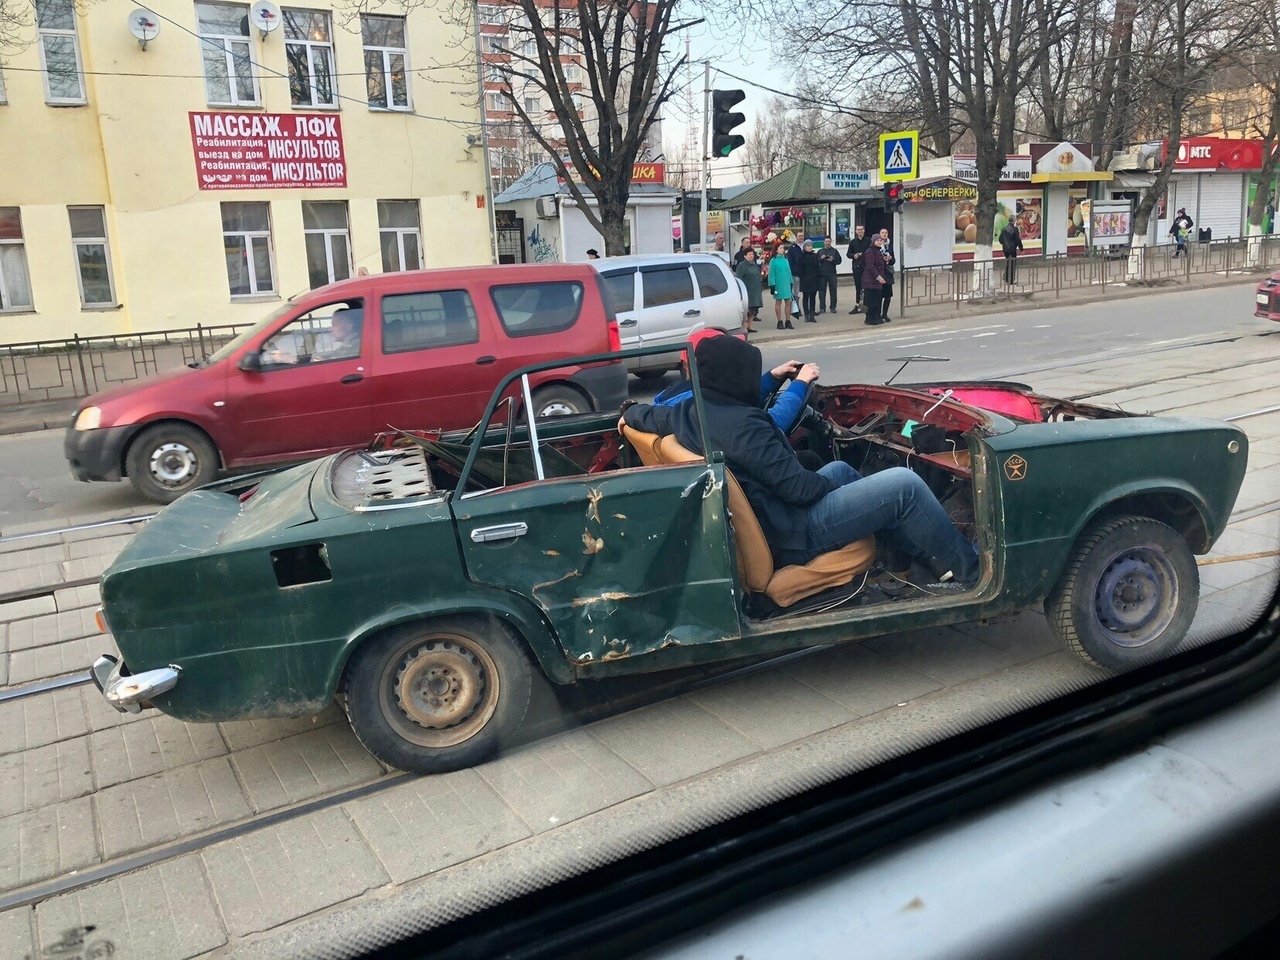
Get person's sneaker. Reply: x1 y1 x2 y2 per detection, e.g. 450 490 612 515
785 320 795 330
777 320 785 330
805 316 817 323
865 317 884 326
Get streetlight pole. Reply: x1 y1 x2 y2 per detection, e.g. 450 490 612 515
700 61 710 251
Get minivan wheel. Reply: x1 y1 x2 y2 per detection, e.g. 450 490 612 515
633 369 670 382
125 423 219 504
531 385 588 418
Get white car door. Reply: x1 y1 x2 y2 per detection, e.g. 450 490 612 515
635 262 702 350
690 261 745 330
598 267 641 350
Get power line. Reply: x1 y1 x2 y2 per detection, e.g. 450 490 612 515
711 67 905 124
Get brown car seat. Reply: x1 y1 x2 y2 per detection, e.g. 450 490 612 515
620 425 876 608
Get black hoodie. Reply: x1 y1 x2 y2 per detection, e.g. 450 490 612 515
623 335 835 552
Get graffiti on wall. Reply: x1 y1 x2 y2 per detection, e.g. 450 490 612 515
529 226 558 263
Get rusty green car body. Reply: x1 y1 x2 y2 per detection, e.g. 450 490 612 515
92 347 1248 772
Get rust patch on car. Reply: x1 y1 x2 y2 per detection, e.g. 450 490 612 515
613 513 627 520
586 487 603 522
532 569 580 600
543 549 560 557
582 532 604 554
572 591 635 608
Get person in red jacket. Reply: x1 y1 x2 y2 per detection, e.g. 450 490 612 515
861 235 889 326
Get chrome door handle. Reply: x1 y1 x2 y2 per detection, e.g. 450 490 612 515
470 522 528 543
619 318 638 327
684 309 701 317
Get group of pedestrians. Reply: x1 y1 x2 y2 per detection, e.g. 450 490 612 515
845 226 896 325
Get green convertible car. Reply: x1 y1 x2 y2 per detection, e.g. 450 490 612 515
91 347 1248 773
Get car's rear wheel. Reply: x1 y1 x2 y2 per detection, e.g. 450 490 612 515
125 423 219 504
531 385 589 418
633 369 670 382
343 616 532 773
1046 515 1198 671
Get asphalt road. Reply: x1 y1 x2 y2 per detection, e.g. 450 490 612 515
0 280 1270 535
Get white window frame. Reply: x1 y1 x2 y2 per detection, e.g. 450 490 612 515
565 62 581 83
0 66 7 105
487 92 507 112
524 95 541 113
303 202 352 287
477 4 506 25
68 206 117 308
283 7 338 109
36 0 87 106
361 14 412 112
378 201 423 272
197 2 261 108
484 63 506 86
0 208 34 313
483 35 507 54
222 202 276 299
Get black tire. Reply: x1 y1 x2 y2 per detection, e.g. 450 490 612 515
632 369 670 382
1045 515 1199 671
531 385 589 418
342 616 533 774
125 422 219 504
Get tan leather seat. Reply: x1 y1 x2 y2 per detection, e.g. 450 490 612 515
621 426 876 608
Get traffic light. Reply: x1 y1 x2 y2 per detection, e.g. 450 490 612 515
711 89 746 158
883 181 905 212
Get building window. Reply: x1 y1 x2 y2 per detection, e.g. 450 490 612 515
482 35 506 54
221 202 275 298
68 206 116 306
196 2 259 107
303 201 352 289
571 92 584 114
565 62 581 83
524 96 541 113
36 0 86 105
378 201 423 272
477 4 505 25
283 8 337 108
0 67 7 104
0 208 33 311
484 63 506 86
487 92 506 112
361 14 410 111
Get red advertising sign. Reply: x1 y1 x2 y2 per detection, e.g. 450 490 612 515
1165 136 1264 171
189 111 347 190
558 162 666 184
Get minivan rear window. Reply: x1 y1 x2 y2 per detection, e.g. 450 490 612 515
491 281 583 337
381 290 479 353
642 266 694 307
693 262 729 297
600 270 636 313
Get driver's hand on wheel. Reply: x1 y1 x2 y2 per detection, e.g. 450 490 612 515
797 362 820 384
770 360 804 380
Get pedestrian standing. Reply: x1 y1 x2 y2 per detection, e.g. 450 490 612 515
797 240 822 323
998 220 1023 285
733 237 752 267
786 238 803 316
878 229 896 323
846 226 872 314
862 235 888 326
1169 208 1194 257
817 236 842 313
735 248 763 335
769 241 795 330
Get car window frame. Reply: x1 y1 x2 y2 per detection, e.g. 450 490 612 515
638 263 697 310
255 297 365 370
489 280 585 339
692 261 729 300
378 287 481 356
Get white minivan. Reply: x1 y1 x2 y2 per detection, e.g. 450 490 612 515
592 254 748 379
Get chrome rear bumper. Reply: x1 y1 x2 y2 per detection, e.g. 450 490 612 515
91 654 181 714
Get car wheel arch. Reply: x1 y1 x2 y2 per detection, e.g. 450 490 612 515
120 417 224 477
528 380 594 413
1079 485 1214 555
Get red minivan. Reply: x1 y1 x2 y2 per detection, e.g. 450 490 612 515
65 264 626 503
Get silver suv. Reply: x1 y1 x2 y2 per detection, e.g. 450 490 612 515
592 254 747 378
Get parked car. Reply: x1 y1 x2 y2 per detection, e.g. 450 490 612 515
64 264 626 503
593 254 747 378
90 349 1247 774
1255 268 1280 320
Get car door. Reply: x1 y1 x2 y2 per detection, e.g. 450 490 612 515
598 267 640 350
453 393 741 667
635 263 703 350
691 261 743 330
365 285 496 434
222 299 374 463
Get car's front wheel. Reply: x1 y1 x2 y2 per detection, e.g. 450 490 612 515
531 385 589 418
1046 515 1199 671
125 423 219 504
343 616 532 774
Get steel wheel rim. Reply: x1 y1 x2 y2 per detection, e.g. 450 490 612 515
1092 545 1178 648
149 442 199 487
380 633 500 748
539 401 576 417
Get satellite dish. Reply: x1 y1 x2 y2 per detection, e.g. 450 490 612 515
126 7 160 50
249 0 281 39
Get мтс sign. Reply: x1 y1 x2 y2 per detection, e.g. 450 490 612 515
189 111 348 190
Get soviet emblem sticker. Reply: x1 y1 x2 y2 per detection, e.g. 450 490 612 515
1004 455 1027 481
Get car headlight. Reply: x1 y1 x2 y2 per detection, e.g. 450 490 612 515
74 406 102 431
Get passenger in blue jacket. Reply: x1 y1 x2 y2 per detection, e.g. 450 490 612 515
622 334 978 587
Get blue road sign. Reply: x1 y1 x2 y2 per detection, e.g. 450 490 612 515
879 131 919 181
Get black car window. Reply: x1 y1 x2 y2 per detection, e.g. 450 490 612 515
642 266 695 308
491 281 584 337
380 290 479 354
600 270 636 313
693 262 729 297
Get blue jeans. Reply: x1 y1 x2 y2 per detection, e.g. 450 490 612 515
781 462 978 583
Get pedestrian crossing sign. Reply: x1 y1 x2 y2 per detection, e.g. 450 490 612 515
879 130 919 182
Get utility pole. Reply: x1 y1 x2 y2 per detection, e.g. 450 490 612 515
700 61 710 251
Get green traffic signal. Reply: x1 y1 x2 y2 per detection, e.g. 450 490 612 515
711 89 746 159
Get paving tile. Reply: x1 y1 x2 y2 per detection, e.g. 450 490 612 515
8 634 104 685
54 581 102 612
202 808 388 937
781 641 944 716
1199 557 1276 594
0 543 65 574
0 563 65 595
231 725 384 813
95 757 251 859
59 555 113 582
0 796 98 891
476 728 653 832
863 626 1030 686
951 611 1063 659
0 906 34 959
89 714 228 789
217 705 344 752
588 696 759 787
0 594 56 623
66 533 133 561
0 687 88 757
0 531 63 555
6 607 100 651
0 736 93 818
688 667 858 750
35 856 226 960
346 768 531 884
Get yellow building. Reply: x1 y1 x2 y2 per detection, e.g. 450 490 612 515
0 0 493 345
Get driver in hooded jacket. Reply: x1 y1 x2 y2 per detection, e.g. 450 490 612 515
621 335 978 587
